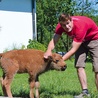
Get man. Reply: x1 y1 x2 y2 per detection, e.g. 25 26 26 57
44 13 98 98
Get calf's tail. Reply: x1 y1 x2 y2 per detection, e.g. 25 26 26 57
0 53 3 64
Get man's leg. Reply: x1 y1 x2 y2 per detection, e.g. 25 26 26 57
77 67 88 90
95 72 98 90
74 43 90 98
88 40 98 91
74 67 90 98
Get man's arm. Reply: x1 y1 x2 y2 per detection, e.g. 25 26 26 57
62 41 82 60
44 34 61 58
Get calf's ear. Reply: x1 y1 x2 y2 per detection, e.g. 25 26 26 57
44 56 53 62
48 56 53 61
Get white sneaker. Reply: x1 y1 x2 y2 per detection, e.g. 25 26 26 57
74 92 90 98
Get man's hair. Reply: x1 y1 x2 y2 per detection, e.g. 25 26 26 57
59 13 71 22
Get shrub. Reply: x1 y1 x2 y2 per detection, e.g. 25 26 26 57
27 39 46 51
3 44 26 52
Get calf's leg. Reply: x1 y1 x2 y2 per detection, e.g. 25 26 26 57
35 81 40 98
29 75 35 98
2 75 13 98
0 77 7 96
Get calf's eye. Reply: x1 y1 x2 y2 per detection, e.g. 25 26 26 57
55 60 59 63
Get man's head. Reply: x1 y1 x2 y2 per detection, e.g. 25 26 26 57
59 13 73 32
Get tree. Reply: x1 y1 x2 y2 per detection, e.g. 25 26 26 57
37 0 75 52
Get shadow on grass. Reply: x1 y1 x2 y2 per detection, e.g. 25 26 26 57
1 89 98 98
13 93 29 98
9 88 78 98
40 88 98 98
39 87 79 98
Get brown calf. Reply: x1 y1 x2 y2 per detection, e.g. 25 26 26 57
0 49 67 98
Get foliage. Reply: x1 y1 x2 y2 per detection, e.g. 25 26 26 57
37 0 75 46
91 15 98 25
3 44 26 52
0 60 97 97
55 34 72 52
27 39 46 51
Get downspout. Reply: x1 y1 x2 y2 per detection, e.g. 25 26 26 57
32 0 37 40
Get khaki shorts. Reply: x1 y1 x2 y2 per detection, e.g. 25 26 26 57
75 39 98 72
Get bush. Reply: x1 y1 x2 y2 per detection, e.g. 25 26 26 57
3 44 26 52
27 39 46 51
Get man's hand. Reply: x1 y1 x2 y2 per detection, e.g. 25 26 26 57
44 50 52 59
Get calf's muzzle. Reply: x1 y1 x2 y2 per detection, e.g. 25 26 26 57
61 65 67 71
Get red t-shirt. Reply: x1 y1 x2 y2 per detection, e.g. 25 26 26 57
55 16 98 42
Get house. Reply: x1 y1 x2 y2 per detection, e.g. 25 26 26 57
0 0 36 52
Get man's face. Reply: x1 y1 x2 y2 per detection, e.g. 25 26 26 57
60 20 73 32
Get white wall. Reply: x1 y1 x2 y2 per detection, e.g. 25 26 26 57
0 0 33 52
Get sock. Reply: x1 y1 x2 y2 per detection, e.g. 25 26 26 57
82 89 89 94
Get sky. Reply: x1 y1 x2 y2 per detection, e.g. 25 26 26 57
76 0 98 15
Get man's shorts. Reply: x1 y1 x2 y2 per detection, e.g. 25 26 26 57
75 39 98 72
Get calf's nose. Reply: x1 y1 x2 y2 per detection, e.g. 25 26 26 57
61 65 67 71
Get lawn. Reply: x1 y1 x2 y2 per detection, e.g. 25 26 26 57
0 60 97 98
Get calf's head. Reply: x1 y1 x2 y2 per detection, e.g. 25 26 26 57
48 53 67 71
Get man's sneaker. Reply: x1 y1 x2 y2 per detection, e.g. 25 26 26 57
74 92 90 98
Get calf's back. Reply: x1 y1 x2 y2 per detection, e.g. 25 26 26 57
0 49 46 74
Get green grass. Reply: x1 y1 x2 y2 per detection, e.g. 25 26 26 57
0 60 98 98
